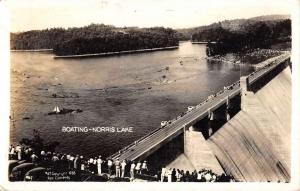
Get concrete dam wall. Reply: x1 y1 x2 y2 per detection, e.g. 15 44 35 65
207 67 291 182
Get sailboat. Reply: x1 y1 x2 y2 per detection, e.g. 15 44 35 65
53 106 60 113
47 106 83 115
48 106 61 115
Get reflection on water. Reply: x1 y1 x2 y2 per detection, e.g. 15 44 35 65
10 42 254 157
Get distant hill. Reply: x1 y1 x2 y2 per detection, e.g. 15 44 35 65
176 14 291 40
249 14 290 22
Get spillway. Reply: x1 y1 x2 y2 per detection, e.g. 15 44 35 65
207 67 291 182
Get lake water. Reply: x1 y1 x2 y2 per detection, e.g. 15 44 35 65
10 41 254 158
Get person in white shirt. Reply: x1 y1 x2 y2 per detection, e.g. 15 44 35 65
135 161 141 174
9 145 15 160
197 171 202 181
130 161 136 181
93 157 97 174
121 160 126 178
204 172 212 182
16 144 22 160
141 160 148 174
211 174 217 182
31 152 38 164
74 155 79 169
161 166 166 182
69 155 75 169
167 168 172 182
97 156 103 175
176 169 182 182
115 158 121 177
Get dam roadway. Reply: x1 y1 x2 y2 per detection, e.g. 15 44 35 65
110 53 291 162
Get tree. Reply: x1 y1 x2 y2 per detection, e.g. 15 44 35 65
19 129 60 154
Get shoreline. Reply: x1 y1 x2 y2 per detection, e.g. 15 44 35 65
53 46 179 59
205 55 288 68
205 50 289 68
191 41 216 44
10 49 53 52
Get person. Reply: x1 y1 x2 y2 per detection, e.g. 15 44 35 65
107 158 113 176
44 151 52 167
74 155 79 169
16 144 22 160
121 160 126 178
69 155 75 169
211 174 217 182
130 161 136 181
161 166 166 182
93 157 98 173
31 152 38 165
24 147 30 161
61 154 68 169
80 156 85 170
171 168 176 182
191 170 197 182
141 160 148 174
176 169 182 182
52 154 59 169
9 145 15 160
167 168 172 182
135 161 141 174
185 171 190 182
115 158 121 177
97 156 103 175
204 171 212 182
197 170 202 182
88 158 94 173
40 150 46 160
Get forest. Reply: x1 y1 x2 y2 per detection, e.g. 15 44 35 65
10 17 291 56
10 24 179 56
191 19 291 56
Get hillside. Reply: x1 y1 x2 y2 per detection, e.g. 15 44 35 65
10 25 179 56
249 14 290 22
176 14 291 41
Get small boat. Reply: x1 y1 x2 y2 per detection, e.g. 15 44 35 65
47 106 60 115
22 116 33 120
48 106 82 115
54 106 60 113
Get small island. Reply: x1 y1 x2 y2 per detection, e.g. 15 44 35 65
11 25 179 58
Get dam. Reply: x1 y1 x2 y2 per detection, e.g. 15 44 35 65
109 53 291 182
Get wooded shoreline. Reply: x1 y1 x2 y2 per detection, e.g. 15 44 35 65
53 46 179 59
10 49 53 52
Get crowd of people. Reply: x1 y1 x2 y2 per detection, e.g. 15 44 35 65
9 144 234 182
9 144 149 181
159 167 234 182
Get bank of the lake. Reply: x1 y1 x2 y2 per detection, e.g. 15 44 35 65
206 49 287 66
53 46 179 59
11 49 53 52
191 41 216 44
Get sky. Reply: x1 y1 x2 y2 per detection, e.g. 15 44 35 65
5 0 292 32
